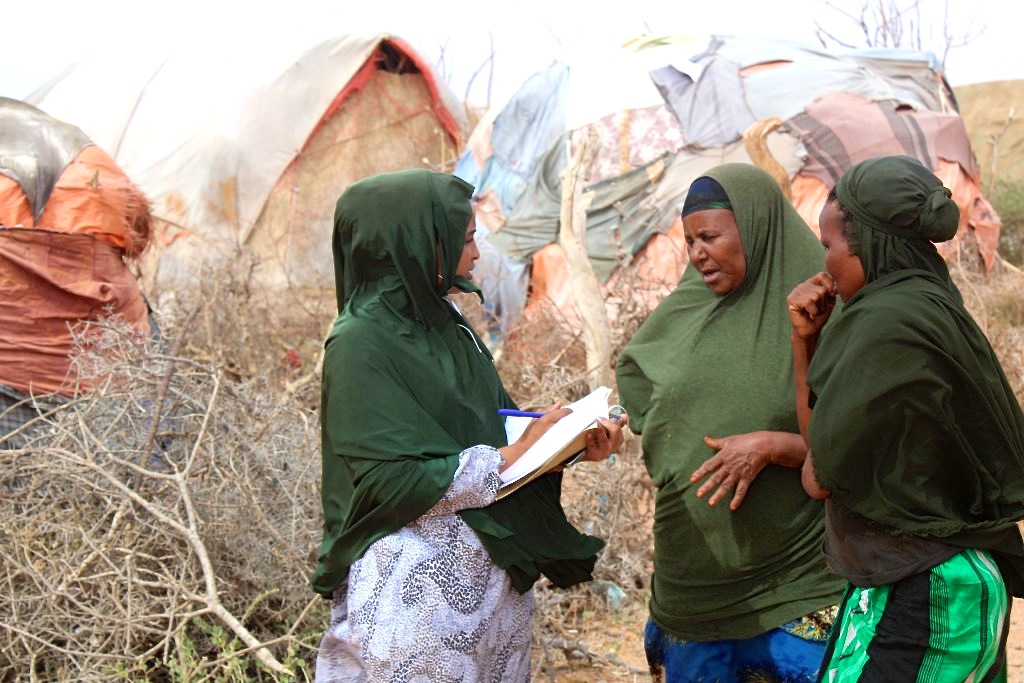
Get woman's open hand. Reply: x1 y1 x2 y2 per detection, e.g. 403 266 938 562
788 272 837 341
690 431 776 510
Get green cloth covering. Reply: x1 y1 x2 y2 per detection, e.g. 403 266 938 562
311 170 603 598
616 163 844 640
807 157 1024 594
836 154 960 286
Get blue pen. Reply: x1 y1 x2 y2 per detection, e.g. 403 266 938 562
497 408 545 418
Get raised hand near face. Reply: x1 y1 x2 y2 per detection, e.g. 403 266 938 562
787 272 837 341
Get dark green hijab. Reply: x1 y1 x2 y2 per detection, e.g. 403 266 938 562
835 154 960 288
311 170 602 597
616 164 842 640
807 156 1024 590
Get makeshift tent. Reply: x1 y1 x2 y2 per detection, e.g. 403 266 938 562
28 32 466 297
455 35 1000 336
0 97 152 426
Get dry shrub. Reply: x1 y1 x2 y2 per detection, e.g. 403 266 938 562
953 262 1024 403
1 281 326 680
152 256 332 407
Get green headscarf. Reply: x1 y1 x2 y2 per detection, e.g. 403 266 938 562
806 156 1024 592
311 170 603 597
836 154 960 288
616 164 843 640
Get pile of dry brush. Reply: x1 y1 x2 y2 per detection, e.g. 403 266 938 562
3 253 1021 682
0 303 325 680
0 260 667 681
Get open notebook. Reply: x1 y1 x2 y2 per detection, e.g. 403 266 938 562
496 386 611 500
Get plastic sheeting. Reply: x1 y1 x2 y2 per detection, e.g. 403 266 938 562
695 36 954 121
0 99 152 399
454 34 998 340
0 102 152 258
0 228 150 397
0 97 91 222
786 91 976 185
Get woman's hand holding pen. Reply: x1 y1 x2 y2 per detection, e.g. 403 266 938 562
497 404 571 473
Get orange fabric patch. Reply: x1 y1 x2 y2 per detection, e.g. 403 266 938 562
35 145 152 257
0 174 34 227
0 228 150 396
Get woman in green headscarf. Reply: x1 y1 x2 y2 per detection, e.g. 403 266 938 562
616 164 844 682
788 155 1024 681
312 170 625 681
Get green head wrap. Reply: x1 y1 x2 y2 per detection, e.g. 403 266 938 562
835 155 960 286
312 170 602 598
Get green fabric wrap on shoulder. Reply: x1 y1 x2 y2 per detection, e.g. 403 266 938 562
806 270 1024 591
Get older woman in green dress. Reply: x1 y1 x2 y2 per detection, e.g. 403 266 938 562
617 163 843 682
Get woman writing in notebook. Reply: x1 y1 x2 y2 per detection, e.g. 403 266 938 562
311 169 626 681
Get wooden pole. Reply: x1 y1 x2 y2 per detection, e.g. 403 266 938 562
558 128 613 390
743 117 792 200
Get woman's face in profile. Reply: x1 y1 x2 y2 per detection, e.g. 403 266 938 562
453 215 480 283
683 209 746 296
819 200 865 301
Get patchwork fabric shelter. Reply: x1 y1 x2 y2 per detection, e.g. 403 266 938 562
455 35 1000 336
0 97 152 409
28 31 466 297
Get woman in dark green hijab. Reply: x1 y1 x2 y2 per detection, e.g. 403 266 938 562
616 164 843 682
311 169 624 681
788 155 1024 681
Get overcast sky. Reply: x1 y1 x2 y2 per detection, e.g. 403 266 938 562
2 0 1018 108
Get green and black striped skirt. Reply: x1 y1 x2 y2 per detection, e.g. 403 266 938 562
819 548 1010 682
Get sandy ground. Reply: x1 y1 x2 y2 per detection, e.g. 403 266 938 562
1008 598 1024 681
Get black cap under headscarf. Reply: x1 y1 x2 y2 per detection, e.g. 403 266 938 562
682 176 733 217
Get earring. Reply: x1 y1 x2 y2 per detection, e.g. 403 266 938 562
437 273 444 285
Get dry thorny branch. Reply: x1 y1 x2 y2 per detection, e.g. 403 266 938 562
814 0 983 68
2 251 1019 681
0 316 323 681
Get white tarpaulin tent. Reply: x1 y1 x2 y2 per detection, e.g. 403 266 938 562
29 27 466 296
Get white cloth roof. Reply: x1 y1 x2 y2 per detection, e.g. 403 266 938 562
28 32 389 251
